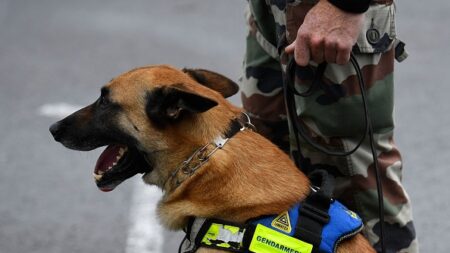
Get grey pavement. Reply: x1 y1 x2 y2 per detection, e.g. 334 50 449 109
0 0 448 252
394 1 450 252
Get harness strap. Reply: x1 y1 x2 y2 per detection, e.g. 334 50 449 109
294 170 333 252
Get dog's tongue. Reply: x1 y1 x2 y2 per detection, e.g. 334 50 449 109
94 145 124 175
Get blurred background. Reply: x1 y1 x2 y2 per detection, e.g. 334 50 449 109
0 0 449 252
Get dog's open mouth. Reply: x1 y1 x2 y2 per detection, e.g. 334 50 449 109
93 144 152 192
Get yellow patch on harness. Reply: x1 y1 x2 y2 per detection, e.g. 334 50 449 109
249 224 313 253
271 211 292 233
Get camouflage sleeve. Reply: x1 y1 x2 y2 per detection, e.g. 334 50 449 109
328 0 371 14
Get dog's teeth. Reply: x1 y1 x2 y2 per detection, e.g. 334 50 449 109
93 173 103 181
119 147 128 155
108 166 112 170
97 170 104 175
112 162 117 166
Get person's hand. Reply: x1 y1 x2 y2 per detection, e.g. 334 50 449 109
285 0 364 66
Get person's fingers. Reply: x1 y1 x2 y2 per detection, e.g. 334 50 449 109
324 39 337 63
309 36 324 64
285 42 295 54
295 32 311 66
336 40 352 65
286 39 311 66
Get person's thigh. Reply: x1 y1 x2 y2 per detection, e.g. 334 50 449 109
241 2 289 152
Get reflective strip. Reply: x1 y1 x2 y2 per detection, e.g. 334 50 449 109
249 224 313 253
201 223 245 249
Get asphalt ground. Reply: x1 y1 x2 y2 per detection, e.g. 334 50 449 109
0 0 449 252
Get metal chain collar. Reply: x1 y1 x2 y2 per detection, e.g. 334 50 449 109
164 113 255 189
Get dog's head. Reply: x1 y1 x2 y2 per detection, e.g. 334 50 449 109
49 65 239 192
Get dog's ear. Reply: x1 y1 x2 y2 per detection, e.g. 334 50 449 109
182 68 239 98
146 86 218 124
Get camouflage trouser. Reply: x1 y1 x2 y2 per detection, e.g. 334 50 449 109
240 0 418 252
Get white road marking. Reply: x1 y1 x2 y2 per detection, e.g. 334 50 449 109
38 103 82 118
125 179 163 253
39 103 164 253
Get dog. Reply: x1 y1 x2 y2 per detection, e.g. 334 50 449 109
49 65 375 253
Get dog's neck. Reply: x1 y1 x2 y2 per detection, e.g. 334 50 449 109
161 114 252 192
153 111 310 230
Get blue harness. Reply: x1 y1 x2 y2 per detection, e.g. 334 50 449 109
182 199 363 253
250 200 363 253
181 169 363 253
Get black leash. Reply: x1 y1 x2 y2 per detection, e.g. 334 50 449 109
283 54 386 253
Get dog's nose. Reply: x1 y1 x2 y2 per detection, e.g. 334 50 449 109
49 122 64 141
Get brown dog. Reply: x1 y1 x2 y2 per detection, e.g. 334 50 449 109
49 65 375 253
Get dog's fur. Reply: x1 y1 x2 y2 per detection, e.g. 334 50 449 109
50 65 375 252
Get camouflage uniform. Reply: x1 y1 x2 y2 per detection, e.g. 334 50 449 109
240 0 418 252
